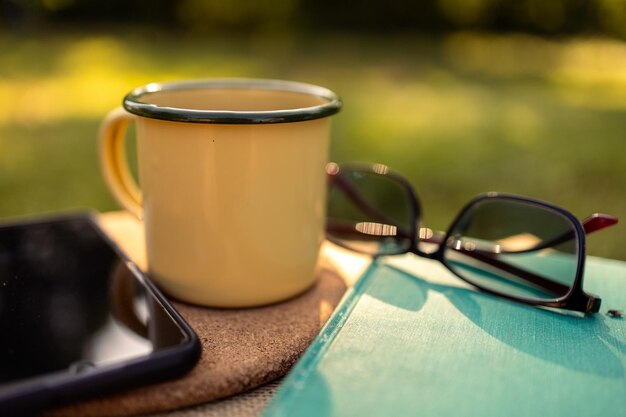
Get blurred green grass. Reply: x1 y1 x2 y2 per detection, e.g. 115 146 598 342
0 30 624 260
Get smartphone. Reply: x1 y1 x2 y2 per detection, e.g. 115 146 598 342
0 213 201 415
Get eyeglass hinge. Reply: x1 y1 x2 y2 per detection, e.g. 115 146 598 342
586 296 602 313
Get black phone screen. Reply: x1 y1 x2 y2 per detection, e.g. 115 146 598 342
0 214 198 404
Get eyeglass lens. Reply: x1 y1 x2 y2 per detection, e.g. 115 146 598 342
326 169 414 255
443 199 579 301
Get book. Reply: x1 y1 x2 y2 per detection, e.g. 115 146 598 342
263 254 626 417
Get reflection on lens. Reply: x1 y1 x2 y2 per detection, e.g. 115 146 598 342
326 168 414 255
442 198 579 301
355 222 398 237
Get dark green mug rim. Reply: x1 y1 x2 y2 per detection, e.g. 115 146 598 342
123 78 342 124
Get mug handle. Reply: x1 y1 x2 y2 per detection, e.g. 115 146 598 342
99 107 143 218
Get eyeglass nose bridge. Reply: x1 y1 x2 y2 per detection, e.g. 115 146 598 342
412 227 446 259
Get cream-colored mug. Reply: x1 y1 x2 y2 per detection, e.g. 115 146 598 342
99 78 341 307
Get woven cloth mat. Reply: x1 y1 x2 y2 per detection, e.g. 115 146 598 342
141 380 283 417
45 212 352 417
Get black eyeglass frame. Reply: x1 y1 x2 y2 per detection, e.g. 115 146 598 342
326 163 602 314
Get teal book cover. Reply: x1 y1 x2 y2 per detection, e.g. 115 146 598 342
263 255 626 417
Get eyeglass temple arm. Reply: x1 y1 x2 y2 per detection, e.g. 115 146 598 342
328 220 571 297
447 244 572 295
500 214 618 254
461 245 601 312
528 213 618 252
423 234 601 312
421 213 618 256
583 213 619 234
417 233 570 294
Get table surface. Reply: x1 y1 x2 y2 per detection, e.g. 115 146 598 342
98 211 626 417
96 211 370 417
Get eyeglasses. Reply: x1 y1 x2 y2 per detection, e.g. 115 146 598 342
325 162 619 313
